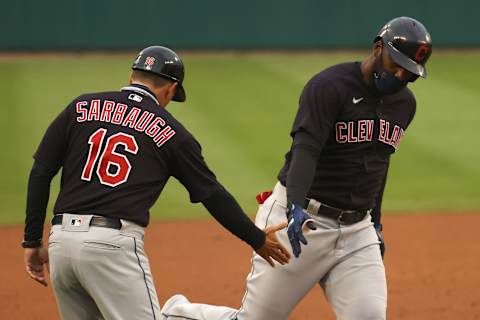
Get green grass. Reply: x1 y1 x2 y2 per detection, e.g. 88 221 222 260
1 51 479 225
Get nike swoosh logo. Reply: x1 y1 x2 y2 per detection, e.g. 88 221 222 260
352 97 364 104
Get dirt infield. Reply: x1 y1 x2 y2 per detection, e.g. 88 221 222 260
2 213 480 320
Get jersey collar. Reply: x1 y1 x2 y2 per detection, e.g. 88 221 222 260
121 83 159 105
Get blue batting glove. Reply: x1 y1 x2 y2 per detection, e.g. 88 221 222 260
286 203 316 258
374 223 385 259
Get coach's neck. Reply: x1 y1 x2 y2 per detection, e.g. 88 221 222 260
129 71 178 108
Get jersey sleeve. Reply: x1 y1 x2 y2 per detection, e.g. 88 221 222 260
406 95 417 129
291 78 341 147
370 157 390 225
402 87 417 130
170 137 223 203
33 105 72 171
286 131 321 206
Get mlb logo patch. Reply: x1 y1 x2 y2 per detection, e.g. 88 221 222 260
145 56 156 70
70 217 84 227
128 93 143 102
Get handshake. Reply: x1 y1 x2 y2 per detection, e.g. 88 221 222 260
254 202 316 266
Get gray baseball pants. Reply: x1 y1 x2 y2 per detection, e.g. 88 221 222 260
162 182 386 319
48 214 161 320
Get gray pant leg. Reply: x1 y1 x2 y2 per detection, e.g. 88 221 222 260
75 228 160 320
52 284 103 320
49 227 103 320
49 220 160 320
237 183 384 320
321 244 387 320
235 183 340 320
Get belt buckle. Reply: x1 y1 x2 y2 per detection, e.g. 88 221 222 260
337 211 345 223
337 210 355 224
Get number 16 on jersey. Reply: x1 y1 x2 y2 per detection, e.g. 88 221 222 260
81 128 139 187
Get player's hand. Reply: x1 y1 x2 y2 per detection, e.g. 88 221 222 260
24 247 49 287
255 222 291 267
286 203 316 258
374 223 385 259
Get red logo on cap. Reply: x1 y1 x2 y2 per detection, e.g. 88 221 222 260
145 57 156 70
415 45 430 63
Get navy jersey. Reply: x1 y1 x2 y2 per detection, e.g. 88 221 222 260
34 84 222 226
278 62 416 210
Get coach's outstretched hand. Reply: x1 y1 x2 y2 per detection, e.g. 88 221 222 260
255 222 291 267
287 203 317 258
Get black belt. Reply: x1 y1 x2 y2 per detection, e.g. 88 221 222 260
303 199 370 225
52 214 122 230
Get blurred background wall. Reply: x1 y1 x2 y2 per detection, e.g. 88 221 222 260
1 0 479 221
1 0 477 50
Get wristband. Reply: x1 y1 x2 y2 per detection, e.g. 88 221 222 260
21 239 43 248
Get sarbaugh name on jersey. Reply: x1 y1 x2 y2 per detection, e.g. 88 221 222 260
335 119 405 150
75 99 176 147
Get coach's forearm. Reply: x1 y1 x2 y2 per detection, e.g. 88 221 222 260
202 189 266 250
24 161 56 242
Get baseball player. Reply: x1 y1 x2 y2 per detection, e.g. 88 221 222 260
22 45 290 320
160 17 432 320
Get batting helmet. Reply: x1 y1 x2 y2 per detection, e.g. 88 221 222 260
375 17 432 78
132 46 186 102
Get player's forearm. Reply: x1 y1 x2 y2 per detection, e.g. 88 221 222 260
24 161 55 242
202 188 266 250
371 159 390 225
286 132 321 206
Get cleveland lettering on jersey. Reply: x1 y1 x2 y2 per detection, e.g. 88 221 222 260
76 99 176 147
335 120 374 144
335 118 406 150
378 119 405 149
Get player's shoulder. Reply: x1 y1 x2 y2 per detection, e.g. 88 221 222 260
308 62 359 85
401 86 416 104
157 106 192 137
383 86 417 124
304 62 360 96
387 86 416 109
68 90 123 105
399 86 417 114
81 89 135 99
